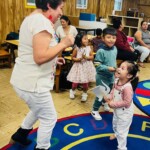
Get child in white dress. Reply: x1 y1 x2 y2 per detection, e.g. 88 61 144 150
104 60 139 150
67 33 96 102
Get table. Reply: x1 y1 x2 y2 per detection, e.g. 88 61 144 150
64 52 96 61
87 34 95 40
76 26 96 35
5 40 19 63
64 56 72 60
6 40 19 46
65 47 73 52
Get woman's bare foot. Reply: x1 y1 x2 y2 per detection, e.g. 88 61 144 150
109 134 116 140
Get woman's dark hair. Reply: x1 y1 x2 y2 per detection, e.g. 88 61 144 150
112 18 122 29
141 20 147 26
102 27 117 37
75 32 86 48
35 0 65 11
96 28 102 36
124 60 140 91
60 15 71 25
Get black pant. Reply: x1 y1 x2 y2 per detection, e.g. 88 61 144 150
117 49 140 61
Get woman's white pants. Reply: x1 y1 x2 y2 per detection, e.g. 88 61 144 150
135 45 150 62
13 86 57 149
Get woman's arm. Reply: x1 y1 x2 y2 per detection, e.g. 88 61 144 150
134 30 150 48
33 30 74 65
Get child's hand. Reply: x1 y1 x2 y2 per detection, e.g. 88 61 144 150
103 96 110 102
108 67 116 72
82 54 87 59
78 57 83 62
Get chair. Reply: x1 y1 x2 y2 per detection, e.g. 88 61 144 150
54 52 62 93
0 49 11 68
116 59 123 66
55 64 61 93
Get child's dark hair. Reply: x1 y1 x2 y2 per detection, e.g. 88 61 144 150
75 32 86 48
60 15 71 25
102 27 117 37
125 60 140 91
96 28 102 36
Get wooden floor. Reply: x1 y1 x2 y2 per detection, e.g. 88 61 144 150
0 63 150 148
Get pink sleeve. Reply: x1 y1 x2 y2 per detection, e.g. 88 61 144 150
109 86 133 108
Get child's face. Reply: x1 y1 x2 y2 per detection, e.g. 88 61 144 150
115 62 131 80
103 34 116 48
81 35 88 46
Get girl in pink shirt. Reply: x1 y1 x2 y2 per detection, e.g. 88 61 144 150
104 60 139 150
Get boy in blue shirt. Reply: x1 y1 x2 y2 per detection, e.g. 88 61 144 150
91 27 117 120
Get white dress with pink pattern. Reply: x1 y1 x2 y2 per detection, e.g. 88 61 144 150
67 46 96 83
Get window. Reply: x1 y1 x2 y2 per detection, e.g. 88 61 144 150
25 0 35 8
114 0 123 11
76 0 88 9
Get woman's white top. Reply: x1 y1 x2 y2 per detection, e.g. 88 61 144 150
10 14 58 93
56 25 78 39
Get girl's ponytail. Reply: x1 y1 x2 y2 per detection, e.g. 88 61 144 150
131 75 139 91
126 61 140 91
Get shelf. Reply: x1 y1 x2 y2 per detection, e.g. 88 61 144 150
107 15 143 36
123 27 129 36
137 4 150 6
107 15 122 24
129 28 137 37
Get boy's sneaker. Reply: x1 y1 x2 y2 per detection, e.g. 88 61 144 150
70 89 75 99
102 102 110 112
91 111 102 120
81 93 88 102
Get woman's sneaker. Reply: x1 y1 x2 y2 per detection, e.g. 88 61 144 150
91 111 102 120
70 89 75 99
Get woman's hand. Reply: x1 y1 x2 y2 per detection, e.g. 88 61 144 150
57 57 65 65
60 35 75 48
146 45 150 49
130 46 135 52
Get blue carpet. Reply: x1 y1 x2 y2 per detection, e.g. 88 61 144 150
133 80 150 116
1 113 150 150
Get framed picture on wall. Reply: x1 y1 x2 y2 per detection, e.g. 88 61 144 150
114 0 123 11
25 0 36 8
